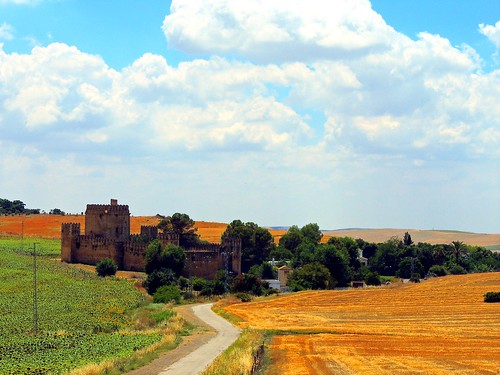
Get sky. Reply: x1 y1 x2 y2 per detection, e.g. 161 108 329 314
0 0 499 234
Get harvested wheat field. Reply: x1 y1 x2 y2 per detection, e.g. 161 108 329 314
0 214 232 242
223 273 500 374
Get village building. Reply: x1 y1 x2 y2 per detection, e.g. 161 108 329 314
61 199 241 279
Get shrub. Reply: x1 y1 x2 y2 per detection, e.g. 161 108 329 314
192 277 206 292
410 273 421 283
235 292 252 302
365 271 381 286
484 292 500 303
428 265 447 277
144 269 176 295
153 285 182 304
448 264 467 275
95 258 117 277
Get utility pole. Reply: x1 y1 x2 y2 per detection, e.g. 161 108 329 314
33 242 39 335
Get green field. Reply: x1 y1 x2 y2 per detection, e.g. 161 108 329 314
0 238 171 374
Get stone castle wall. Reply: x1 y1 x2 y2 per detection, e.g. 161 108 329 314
61 200 241 278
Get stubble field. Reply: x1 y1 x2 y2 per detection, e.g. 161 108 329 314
223 273 500 374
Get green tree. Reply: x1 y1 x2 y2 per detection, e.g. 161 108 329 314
158 213 200 248
449 241 467 264
397 257 423 279
222 220 274 272
403 232 413 246
300 223 323 244
95 258 117 277
144 240 185 276
278 225 304 253
287 262 331 291
316 244 352 287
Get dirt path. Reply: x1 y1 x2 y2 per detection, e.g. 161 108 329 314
126 303 240 375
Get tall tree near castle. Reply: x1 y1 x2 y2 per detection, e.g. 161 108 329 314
157 213 200 248
222 220 274 273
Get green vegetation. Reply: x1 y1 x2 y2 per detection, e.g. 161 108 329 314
95 257 118 277
153 285 182 304
202 329 267 375
484 292 500 303
0 238 178 374
0 198 40 214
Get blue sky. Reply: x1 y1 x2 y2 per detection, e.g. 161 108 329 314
0 0 499 233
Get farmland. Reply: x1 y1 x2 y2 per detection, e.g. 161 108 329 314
0 238 180 374
223 272 500 374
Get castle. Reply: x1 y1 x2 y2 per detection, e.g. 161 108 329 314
61 199 241 279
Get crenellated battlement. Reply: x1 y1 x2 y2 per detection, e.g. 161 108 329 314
85 204 130 214
186 243 220 252
61 222 81 235
140 225 158 239
61 199 242 278
79 235 117 247
124 242 147 255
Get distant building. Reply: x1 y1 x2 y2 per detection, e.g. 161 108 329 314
358 249 368 267
278 265 293 291
61 199 241 279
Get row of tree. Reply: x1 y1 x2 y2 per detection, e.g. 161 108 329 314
0 198 65 215
99 212 500 297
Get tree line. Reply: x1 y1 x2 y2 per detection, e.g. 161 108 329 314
96 213 499 297
0 198 66 215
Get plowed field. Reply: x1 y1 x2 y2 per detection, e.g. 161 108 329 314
223 273 500 374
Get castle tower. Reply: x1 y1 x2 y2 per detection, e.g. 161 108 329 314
84 199 130 242
61 223 80 262
222 237 242 275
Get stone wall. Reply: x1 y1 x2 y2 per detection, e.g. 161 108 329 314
61 200 242 279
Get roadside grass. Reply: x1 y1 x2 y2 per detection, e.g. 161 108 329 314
202 328 268 375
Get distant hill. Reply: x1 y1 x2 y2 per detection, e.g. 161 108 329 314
322 228 500 250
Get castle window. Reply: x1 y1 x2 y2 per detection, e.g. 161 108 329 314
116 227 119 235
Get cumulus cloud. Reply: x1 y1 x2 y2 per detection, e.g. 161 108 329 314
1 1 499 231
479 20 500 49
163 0 396 62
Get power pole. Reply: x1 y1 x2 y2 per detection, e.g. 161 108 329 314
33 242 39 335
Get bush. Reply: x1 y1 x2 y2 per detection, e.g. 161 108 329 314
448 264 467 275
235 292 252 302
365 271 381 286
428 265 447 277
144 269 176 295
153 285 182 304
192 277 206 292
484 292 500 303
95 258 117 277
410 273 421 283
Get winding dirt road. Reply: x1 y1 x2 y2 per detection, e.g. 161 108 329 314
127 303 240 375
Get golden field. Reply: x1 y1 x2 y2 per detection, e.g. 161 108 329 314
0 215 287 243
223 273 500 374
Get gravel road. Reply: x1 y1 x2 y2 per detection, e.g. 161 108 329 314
127 303 240 375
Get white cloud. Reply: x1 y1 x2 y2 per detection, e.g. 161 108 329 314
163 0 396 62
0 23 14 40
0 0 41 4
479 20 500 49
0 2 499 232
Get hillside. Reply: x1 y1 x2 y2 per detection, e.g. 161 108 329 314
323 228 500 249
